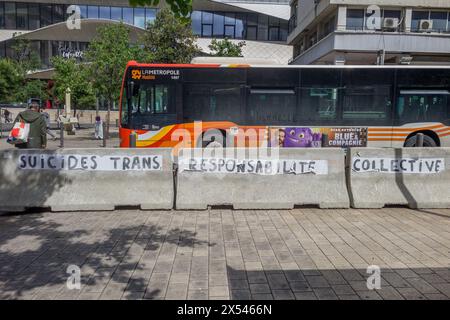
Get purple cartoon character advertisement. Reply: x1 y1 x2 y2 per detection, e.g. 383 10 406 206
269 127 322 148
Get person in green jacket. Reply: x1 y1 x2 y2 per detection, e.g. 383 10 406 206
13 98 47 149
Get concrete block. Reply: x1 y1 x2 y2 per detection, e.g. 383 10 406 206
176 148 349 210
347 148 450 209
0 148 174 212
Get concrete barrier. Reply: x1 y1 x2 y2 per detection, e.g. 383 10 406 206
347 148 450 209
0 148 174 212
175 148 350 210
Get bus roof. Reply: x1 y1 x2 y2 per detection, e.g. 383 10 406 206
126 61 450 69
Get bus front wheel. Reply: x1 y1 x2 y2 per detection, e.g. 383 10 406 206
404 134 437 147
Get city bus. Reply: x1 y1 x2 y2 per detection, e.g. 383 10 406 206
119 61 450 149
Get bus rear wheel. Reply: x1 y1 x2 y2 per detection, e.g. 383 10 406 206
404 134 437 147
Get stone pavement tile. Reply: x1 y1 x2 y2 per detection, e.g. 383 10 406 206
252 293 274 300
321 270 348 285
314 288 338 300
348 280 370 292
209 286 229 298
228 268 247 280
250 283 271 294
289 281 311 292
188 289 209 300
121 291 144 300
229 279 249 290
406 278 440 294
230 289 252 300
189 280 208 290
83 276 110 293
267 274 290 290
209 296 230 300
431 283 450 298
284 270 305 282
339 270 365 281
165 287 188 300
377 286 404 300
382 273 412 288
424 293 448 300
144 281 168 300
357 290 383 300
420 273 446 284
169 273 190 284
331 284 355 296
209 273 228 287
338 295 361 300
305 275 330 288
272 290 295 300
395 269 419 279
397 287 426 300
77 292 101 300
294 291 317 300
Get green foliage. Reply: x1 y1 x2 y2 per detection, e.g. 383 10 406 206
51 56 96 110
0 59 21 103
129 0 192 21
84 22 145 105
141 8 199 64
15 79 49 103
10 37 41 74
208 38 246 57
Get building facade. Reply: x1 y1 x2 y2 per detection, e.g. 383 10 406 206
0 0 293 67
288 0 450 65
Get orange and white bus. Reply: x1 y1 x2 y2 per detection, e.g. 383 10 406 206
119 61 450 149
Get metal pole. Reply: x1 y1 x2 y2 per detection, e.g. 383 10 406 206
0 107 3 139
59 124 64 148
416 133 424 147
129 132 136 148
102 122 107 147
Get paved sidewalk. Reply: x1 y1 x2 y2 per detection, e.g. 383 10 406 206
0 208 449 300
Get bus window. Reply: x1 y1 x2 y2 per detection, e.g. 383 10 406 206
397 90 450 124
343 86 392 121
184 84 241 122
247 88 296 125
299 88 339 123
154 85 169 114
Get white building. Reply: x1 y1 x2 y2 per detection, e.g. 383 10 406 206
288 0 450 65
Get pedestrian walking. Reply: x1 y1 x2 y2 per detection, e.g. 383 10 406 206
94 115 103 140
40 108 57 141
3 109 11 123
12 98 47 149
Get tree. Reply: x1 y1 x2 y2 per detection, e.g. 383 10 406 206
10 37 41 74
0 59 21 103
208 38 246 57
141 8 199 64
15 79 49 103
51 57 96 116
129 0 192 21
84 22 145 138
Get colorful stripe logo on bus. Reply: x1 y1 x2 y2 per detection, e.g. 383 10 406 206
368 123 450 142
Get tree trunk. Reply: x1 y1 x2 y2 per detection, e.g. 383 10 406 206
106 99 111 139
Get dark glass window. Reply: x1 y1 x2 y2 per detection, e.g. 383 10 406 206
258 14 268 41
411 11 429 31
235 13 245 39
246 26 257 40
202 24 212 37
430 11 448 32
145 8 156 25
346 9 364 30
122 8 133 25
383 10 401 19
53 4 64 24
247 13 258 26
0 42 5 57
397 90 450 124
0 3 4 29
5 2 16 29
40 4 52 27
29 4 40 29
213 13 224 37
269 27 279 41
88 6 99 19
16 3 28 29
79 5 87 19
280 21 288 41
111 7 122 21
225 25 235 38
99 6 111 20
225 13 235 25
202 11 213 24
248 89 297 125
134 8 145 28
191 11 201 35
184 85 241 122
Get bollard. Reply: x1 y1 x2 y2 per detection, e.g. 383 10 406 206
129 131 137 148
102 122 107 147
416 133 424 147
59 124 64 148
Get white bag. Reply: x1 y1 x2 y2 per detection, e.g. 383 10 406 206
7 121 30 145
